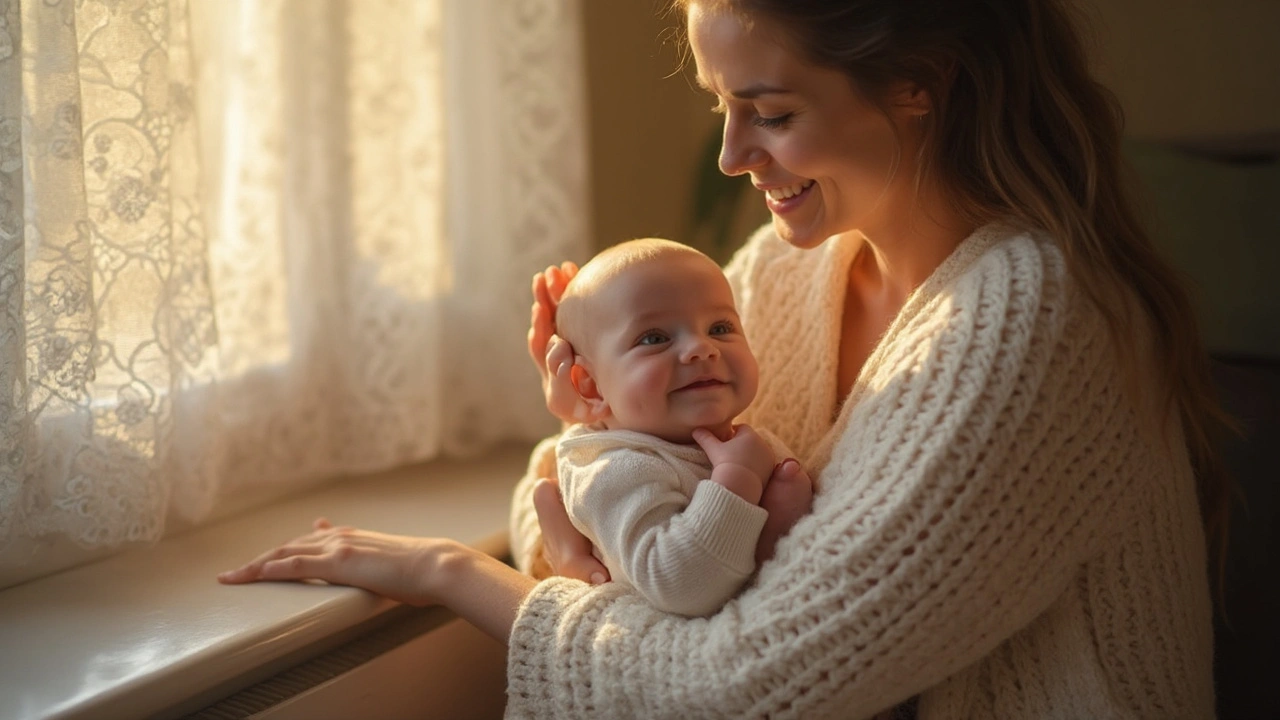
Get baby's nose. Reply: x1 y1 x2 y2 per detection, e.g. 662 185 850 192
680 336 719 362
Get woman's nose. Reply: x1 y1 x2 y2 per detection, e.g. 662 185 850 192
718 114 767 177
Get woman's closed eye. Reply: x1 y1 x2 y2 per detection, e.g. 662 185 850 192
710 100 794 131
752 112 793 130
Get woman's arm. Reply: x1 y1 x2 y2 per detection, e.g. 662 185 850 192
431 543 538 642
219 518 537 644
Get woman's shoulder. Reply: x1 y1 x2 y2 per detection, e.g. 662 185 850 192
945 223 1075 310
958 222 1064 279
886 223 1085 367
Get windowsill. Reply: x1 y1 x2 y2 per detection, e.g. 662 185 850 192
0 443 532 720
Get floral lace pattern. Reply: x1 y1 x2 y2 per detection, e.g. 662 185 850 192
0 0 588 582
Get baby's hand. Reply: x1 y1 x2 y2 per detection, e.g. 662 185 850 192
692 424 775 504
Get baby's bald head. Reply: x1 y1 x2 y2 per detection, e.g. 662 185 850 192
556 239 718 356
552 238 754 441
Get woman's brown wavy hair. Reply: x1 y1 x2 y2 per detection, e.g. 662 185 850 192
671 0 1233 575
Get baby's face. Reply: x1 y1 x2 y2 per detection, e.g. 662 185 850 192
580 254 757 443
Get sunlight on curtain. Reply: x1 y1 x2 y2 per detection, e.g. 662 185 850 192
0 0 589 587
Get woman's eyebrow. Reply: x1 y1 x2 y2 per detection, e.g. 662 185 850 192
695 75 791 99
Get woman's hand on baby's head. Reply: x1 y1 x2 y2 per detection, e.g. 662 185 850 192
529 262 587 424
539 337 606 425
528 262 579 378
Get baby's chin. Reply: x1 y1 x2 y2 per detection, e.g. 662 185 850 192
606 403 748 445
637 417 736 446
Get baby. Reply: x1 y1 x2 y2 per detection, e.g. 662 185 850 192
551 238 790 617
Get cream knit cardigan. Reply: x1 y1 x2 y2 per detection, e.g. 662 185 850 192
506 223 1216 720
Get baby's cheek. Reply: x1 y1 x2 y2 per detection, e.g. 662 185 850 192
646 361 676 390
625 364 672 414
736 355 761 406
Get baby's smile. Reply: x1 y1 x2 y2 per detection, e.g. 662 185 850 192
673 377 729 392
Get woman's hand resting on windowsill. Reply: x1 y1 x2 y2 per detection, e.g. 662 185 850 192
217 518 460 606
218 517 537 644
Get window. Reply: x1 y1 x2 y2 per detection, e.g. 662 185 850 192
0 0 589 589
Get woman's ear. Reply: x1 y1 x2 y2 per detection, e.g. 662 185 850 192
569 361 610 418
889 80 933 120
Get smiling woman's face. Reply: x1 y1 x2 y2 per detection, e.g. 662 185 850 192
687 3 926 248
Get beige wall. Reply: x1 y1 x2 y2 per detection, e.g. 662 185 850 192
580 2 1280 252
579 1 708 251
1082 0 1280 142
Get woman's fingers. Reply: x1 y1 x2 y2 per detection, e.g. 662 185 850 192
532 478 609 584
549 261 578 301
531 261 580 324
546 266 565 301
528 261 580 370
218 541 325 583
532 479 577 553
543 336 597 423
756 459 815 565
529 302 554 374
533 271 554 310
218 518 346 584
257 554 335 581
529 261 593 424
529 270 564 382
545 335 574 373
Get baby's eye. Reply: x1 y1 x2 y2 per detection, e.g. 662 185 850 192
637 331 669 346
709 321 736 336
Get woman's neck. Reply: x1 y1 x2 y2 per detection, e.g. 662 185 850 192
845 202 977 302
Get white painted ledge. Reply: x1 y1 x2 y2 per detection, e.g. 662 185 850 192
0 444 531 720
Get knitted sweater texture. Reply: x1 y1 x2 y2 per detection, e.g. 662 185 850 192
506 223 1216 719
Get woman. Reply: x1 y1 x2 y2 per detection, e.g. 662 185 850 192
222 1 1226 717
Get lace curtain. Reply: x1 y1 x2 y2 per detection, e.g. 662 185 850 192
0 0 589 587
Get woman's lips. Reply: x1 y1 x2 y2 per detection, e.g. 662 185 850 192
763 180 815 215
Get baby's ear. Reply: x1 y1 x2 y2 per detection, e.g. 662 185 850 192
569 361 610 418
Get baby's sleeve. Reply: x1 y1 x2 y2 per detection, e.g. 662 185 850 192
559 446 767 617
